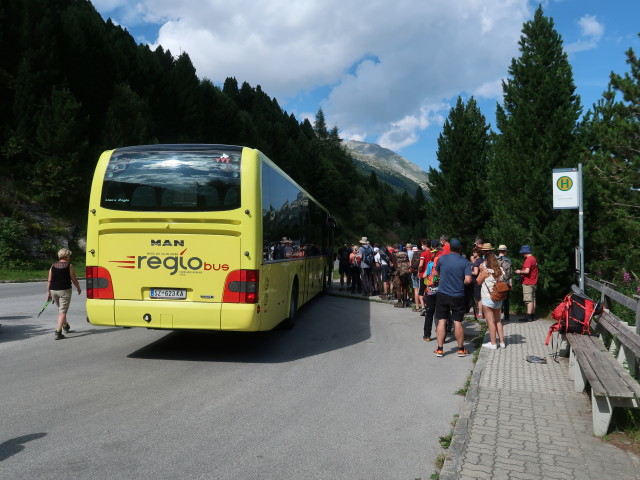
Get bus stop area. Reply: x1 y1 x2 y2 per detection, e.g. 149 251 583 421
333 288 639 479
437 318 640 479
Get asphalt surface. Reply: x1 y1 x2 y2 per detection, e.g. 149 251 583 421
0 282 477 479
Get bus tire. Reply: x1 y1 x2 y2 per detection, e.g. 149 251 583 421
283 280 299 330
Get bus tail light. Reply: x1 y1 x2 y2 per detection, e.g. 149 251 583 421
223 270 259 303
86 266 114 299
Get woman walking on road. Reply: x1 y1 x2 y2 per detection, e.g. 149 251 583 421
47 248 82 340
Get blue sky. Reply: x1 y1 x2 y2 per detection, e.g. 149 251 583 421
93 0 640 172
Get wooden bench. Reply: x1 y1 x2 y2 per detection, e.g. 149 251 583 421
565 308 640 436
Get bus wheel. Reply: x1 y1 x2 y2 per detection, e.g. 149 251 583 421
283 282 298 330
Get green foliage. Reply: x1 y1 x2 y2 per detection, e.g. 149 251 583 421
0 217 33 269
0 0 410 253
427 97 490 246
579 38 640 278
486 6 581 306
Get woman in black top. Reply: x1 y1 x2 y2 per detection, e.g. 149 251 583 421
47 248 82 340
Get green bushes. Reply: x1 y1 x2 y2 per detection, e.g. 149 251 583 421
0 217 33 269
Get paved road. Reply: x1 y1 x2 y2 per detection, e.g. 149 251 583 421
0 283 476 479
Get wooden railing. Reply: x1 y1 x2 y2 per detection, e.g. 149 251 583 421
585 275 640 377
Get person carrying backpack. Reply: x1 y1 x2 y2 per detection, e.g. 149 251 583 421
358 236 375 296
422 247 442 341
394 247 411 307
497 244 513 321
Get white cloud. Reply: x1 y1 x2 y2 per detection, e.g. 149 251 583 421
95 0 531 150
566 14 604 53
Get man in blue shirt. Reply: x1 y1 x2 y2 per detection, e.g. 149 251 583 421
433 238 472 357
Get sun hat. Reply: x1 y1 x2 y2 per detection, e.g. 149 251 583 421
498 244 508 251
359 236 369 244
412 246 419 251
481 243 494 251
519 245 532 254
280 237 292 243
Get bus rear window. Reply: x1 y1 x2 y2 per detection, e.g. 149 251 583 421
100 149 241 211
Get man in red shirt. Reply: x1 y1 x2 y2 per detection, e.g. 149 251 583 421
516 245 538 322
440 235 451 255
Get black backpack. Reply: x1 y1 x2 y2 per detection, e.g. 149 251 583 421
339 247 351 265
363 245 375 267
410 252 421 273
545 285 602 346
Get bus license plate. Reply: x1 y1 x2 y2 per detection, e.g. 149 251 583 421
150 288 187 299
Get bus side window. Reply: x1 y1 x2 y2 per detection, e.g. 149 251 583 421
131 186 157 207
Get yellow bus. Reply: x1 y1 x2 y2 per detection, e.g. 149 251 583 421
86 144 334 331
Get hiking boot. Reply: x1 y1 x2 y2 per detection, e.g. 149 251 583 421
434 347 444 357
54 331 65 340
63 323 74 333
457 348 470 357
394 301 404 308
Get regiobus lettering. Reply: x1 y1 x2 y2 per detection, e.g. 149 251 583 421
111 254 229 275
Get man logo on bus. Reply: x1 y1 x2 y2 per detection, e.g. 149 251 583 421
557 176 573 191
151 240 185 247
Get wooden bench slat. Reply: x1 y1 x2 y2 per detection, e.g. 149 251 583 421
565 334 636 398
566 335 607 396
582 336 636 398
597 312 640 358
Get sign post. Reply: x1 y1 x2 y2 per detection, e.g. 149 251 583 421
552 166 584 290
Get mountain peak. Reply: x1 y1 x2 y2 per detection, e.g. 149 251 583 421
343 140 429 193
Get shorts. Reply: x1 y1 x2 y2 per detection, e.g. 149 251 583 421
381 264 391 282
339 263 349 275
523 284 537 304
411 273 420 289
51 289 72 314
435 293 467 322
482 297 502 309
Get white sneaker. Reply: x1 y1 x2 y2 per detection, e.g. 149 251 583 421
482 342 497 350
500 342 506 349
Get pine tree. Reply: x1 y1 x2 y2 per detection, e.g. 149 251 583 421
487 5 581 299
427 96 490 244
580 37 640 276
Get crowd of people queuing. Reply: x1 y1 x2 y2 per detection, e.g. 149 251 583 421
335 236 539 358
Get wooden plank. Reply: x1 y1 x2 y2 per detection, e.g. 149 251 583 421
582 336 635 399
586 277 638 310
597 312 640 357
567 335 607 396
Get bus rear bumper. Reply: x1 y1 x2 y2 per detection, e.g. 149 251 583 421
86 300 261 331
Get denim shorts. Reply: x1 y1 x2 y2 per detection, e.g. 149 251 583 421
411 273 420 289
482 297 502 309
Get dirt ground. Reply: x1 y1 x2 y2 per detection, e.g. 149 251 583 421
606 431 640 458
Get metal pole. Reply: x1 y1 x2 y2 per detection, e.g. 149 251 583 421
578 163 585 291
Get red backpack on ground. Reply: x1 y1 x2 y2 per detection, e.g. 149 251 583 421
545 285 602 346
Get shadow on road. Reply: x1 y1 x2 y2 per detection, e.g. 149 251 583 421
0 433 47 462
128 295 372 363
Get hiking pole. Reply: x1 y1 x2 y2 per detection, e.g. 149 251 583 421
37 300 51 318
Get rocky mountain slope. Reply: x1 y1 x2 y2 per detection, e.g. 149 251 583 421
342 140 430 195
